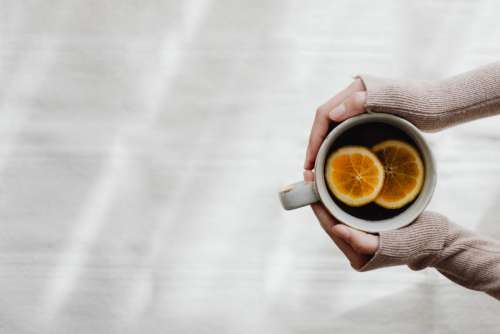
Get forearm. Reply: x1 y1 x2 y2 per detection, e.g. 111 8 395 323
360 212 500 300
357 62 500 131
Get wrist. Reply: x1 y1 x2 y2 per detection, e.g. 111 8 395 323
358 211 449 272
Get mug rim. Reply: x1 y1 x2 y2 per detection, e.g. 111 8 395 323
314 113 437 233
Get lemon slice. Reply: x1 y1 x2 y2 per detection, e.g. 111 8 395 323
325 146 385 207
372 140 424 209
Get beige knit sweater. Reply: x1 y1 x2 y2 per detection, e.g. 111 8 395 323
357 62 500 300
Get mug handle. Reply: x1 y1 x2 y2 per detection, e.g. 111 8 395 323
279 181 320 210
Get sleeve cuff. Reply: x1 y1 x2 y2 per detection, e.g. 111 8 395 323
356 62 500 131
359 211 450 272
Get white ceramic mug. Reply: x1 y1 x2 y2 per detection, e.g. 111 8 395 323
279 113 437 233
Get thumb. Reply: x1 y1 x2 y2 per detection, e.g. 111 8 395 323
328 91 366 122
331 224 379 255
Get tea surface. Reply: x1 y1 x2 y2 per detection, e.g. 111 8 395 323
326 122 423 221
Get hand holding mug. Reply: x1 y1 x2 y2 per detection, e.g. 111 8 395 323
303 79 378 269
304 169 379 270
280 79 436 268
304 79 367 171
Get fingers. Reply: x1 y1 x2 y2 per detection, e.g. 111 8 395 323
310 203 363 267
329 91 367 122
304 79 366 170
304 105 332 170
312 205 370 269
303 169 314 182
303 170 339 229
303 169 375 270
331 224 379 255
303 171 368 269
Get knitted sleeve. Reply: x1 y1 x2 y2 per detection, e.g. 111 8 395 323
357 62 500 131
359 212 500 300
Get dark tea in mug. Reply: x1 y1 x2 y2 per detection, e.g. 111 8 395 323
325 121 425 221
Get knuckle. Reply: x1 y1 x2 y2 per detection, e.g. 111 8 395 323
343 92 365 113
316 106 326 116
349 78 364 91
353 77 364 88
354 91 367 105
349 79 359 89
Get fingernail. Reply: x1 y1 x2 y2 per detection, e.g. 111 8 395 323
329 104 346 120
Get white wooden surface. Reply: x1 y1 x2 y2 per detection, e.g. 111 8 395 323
1 1 500 333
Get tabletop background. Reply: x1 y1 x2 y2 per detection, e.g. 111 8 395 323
2 1 500 333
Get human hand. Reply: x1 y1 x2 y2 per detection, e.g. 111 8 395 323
304 78 367 170
303 79 378 269
304 156 378 270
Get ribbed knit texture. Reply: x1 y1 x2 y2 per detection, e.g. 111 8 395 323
353 63 500 300
359 212 500 300
359 212 449 270
357 62 500 131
